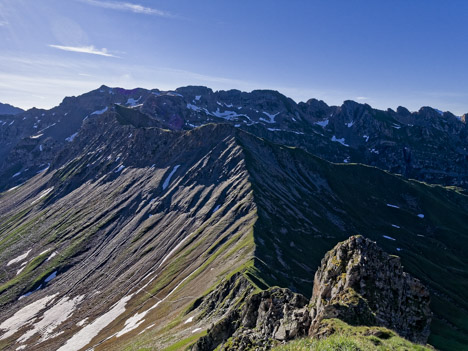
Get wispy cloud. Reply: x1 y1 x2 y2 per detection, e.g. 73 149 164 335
356 96 369 101
0 20 8 26
48 45 118 57
79 0 172 17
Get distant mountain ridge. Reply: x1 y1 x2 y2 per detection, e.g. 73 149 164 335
0 85 468 194
0 102 23 116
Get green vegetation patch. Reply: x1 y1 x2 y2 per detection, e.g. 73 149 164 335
273 319 433 351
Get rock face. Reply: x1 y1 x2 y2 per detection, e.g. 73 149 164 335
309 235 432 344
192 287 310 351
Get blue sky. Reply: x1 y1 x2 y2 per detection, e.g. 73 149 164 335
0 0 467 115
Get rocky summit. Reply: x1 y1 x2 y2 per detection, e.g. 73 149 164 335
0 86 467 351
192 236 431 350
309 235 432 344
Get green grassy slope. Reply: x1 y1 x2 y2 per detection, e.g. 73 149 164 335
273 319 433 351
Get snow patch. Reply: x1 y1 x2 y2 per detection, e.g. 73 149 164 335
315 119 329 127
0 294 57 340
213 205 220 213
57 295 133 351
116 310 148 337
91 107 108 115
331 135 349 147
195 95 201 101
391 224 401 229
162 165 180 190
260 111 279 124
187 103 202 112
386 203 400 209
363 135 369 142
417 214 425 219
383 235 396 241
18 295 84 342
31 187 54 205
346 121 354 127
16 264 27 276
157 234 191 270
192 328 202 333
76 318 88 327
114 165 125 173
38 249 50 256
211 108 246 121
46 252 57 261
65 132 78 142
138 323 155 335
166 92 183 97
36 163 50 174
126 96 141 106
7 249 32 266
184 316 194 324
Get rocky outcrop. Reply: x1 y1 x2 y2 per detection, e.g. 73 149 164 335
309 235 432 344
192 287 310 351
192 235 432 350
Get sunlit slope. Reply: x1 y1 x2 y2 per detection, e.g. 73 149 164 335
0 121 257 350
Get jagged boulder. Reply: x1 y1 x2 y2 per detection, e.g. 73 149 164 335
309 235 432 344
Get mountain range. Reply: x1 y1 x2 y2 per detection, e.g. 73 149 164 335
0 86 467 350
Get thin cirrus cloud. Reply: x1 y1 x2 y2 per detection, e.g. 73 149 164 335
48 45 118 57
79 0 172 17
